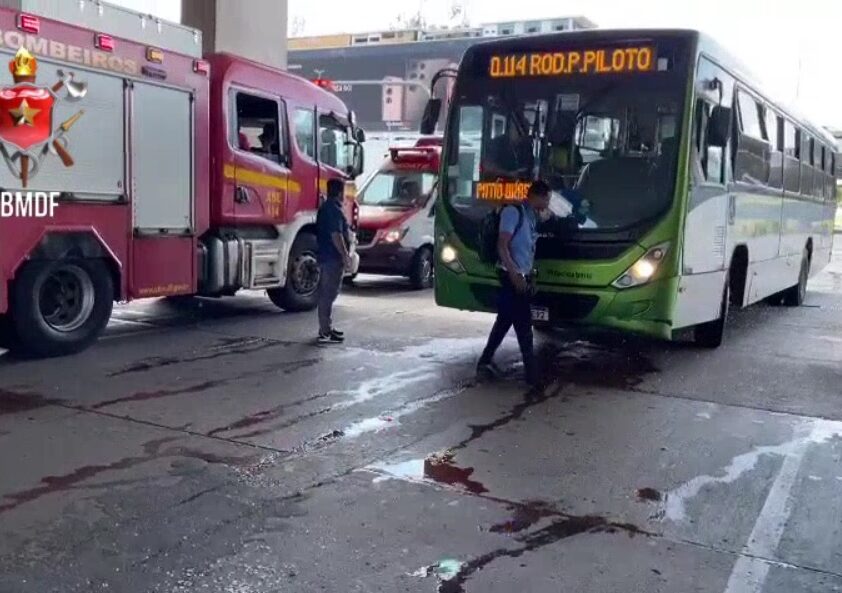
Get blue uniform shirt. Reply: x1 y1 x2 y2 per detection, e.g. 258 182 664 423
316 197 349 263
499 204 538 275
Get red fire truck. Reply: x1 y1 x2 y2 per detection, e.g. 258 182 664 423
0 9 364 357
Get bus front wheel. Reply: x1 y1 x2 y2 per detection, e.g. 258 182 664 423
694 278 730 349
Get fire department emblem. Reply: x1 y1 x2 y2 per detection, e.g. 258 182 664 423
0 47 87 187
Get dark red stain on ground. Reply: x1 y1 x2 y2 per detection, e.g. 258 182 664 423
208 388 331 438
636 487 663 502
0 437 258 515
439 510 652 593
108 336 285 377
489 500 557 534
548 339 660 391
91 381 224 410
0 389 59 415
96 358 321 412
424 453 488 495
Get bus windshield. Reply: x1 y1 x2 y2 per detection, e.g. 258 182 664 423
445 64 686 232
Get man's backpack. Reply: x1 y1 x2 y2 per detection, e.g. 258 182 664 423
478 204 525 264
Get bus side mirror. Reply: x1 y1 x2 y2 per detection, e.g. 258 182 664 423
707 105 732 148
420 99 442 135
354 127 366 143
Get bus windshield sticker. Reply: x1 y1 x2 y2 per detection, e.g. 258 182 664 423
488 46 656 78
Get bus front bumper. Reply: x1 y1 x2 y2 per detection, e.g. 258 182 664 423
435 268 678 341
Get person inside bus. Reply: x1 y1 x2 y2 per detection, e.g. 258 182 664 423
476 180 551 389
484 117 533 179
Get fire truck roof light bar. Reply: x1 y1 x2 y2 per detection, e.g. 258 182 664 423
17 13 40 34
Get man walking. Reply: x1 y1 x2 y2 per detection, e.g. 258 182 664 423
477 180 551 386
316 178 352 344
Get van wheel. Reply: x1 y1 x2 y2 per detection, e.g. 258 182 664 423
268 233 320 312
694 277 729 348
783 248 810 307
11 259 113 358
409 247 434 290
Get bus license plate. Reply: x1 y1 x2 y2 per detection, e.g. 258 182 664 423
531 306 549 322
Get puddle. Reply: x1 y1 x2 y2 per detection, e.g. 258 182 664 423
369 452 488 495
341 384 471 440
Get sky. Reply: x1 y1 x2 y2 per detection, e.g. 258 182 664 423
117 0 842 131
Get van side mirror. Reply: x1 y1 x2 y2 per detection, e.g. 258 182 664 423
707 105 732 148
354 127 366 143
420 98 442 135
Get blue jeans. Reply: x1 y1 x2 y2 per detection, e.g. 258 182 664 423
478 273 537 385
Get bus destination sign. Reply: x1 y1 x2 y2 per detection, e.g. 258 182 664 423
489 46 656 78
475 181 530 202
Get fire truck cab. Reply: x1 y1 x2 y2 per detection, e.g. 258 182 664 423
0 9 363 358
354 138 440 289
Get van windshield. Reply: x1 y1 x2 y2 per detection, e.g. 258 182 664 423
359 171 437 207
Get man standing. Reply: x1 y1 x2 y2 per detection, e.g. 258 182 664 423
316 178 352 344
477 180 551 386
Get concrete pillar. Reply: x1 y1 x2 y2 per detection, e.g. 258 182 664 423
182 0 287 70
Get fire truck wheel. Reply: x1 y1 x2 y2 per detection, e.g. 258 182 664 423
268 233 320 312
11 258 114 358
0 314 17 350
409 247 434 290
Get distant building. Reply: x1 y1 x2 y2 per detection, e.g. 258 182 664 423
288 17 596 133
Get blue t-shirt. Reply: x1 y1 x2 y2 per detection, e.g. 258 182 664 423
499 204 538 275
316 198 348 263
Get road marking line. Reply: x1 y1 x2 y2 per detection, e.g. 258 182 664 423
723 421 825 593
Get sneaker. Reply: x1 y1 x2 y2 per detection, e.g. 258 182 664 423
330 328 345 339
318 332 343 344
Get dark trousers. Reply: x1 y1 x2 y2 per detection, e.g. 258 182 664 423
318 260 344 335
479 273 537 385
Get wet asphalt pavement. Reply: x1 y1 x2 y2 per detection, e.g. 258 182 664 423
2 246 842 593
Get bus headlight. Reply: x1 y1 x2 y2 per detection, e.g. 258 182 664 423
613 242 670 289
440 244 464 273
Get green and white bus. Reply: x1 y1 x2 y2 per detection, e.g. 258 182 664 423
426 29 839 346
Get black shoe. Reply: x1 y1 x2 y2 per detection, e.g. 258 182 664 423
318 332 343 344
330 328 344 339
476 361 502 380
